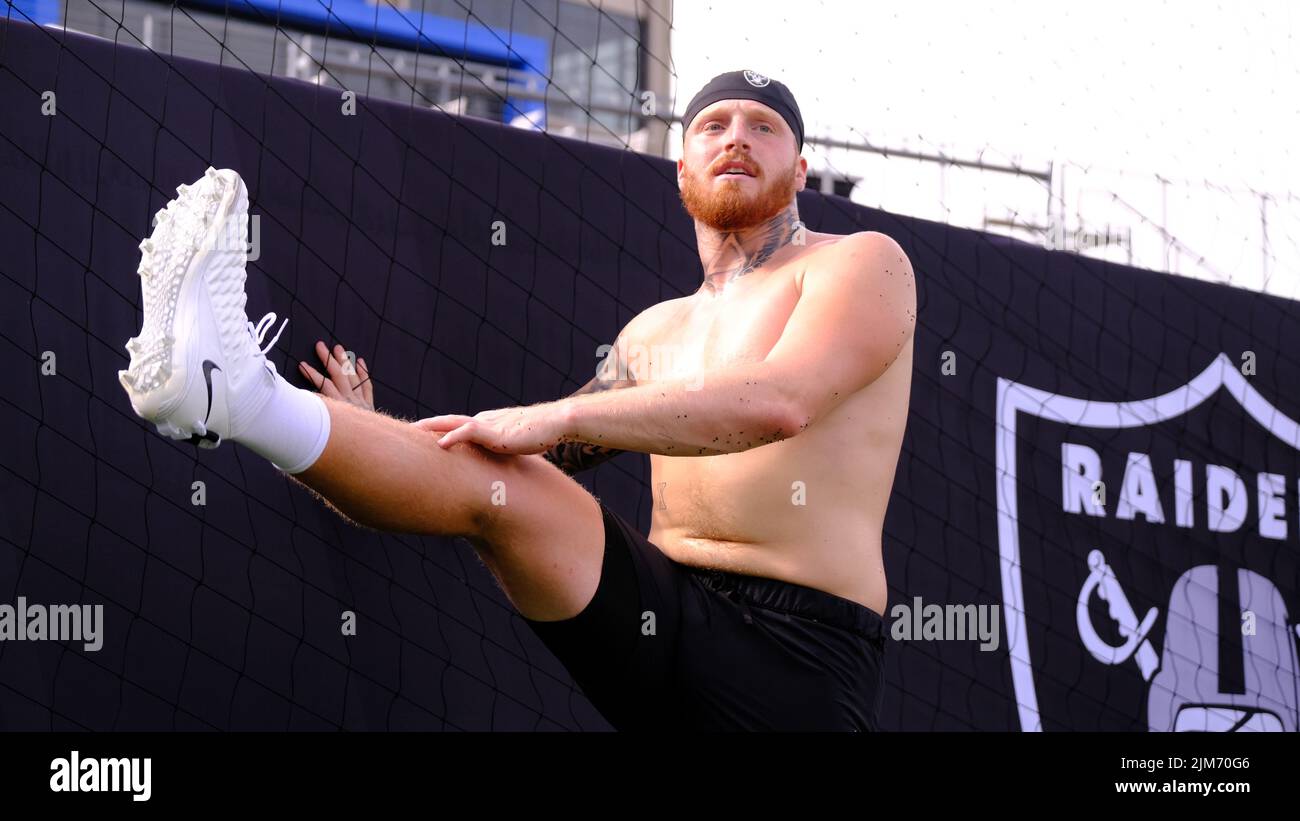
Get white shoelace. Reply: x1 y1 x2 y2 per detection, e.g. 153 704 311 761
248 312 289 357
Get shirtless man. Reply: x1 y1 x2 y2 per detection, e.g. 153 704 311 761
119 70 915 731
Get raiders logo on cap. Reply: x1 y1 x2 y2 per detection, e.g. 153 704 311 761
743 70 770 87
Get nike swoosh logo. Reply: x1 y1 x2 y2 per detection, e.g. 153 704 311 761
201 359 222 425
188 360 223 445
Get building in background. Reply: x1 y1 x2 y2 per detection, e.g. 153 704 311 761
26 0 674 153
14 0 1294 297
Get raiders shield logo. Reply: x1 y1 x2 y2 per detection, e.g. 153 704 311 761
995 353 1300 731
743 70 770 87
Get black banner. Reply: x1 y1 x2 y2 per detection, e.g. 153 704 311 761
0 16 1296 734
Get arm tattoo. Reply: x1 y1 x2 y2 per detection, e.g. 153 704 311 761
543 349 635 476
546 439 625 477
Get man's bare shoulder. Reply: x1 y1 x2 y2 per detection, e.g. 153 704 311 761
626 295 692 344
809 230 906 258
793 230 912 290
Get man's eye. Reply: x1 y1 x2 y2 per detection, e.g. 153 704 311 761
757 124 773 133
704 123 722 131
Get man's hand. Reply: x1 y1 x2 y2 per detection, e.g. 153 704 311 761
299 341 375 411
413 403 569 455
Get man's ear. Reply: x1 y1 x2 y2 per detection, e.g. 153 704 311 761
676 158 685 189
794 156 808 193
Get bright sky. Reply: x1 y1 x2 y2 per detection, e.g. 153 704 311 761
669 0 1300 298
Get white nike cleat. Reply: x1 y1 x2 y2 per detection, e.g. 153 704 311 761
118 167 287 449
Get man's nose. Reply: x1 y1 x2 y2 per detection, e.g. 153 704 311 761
723 119 750 151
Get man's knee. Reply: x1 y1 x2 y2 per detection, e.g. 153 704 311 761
471 464 606 621
470 451 583 542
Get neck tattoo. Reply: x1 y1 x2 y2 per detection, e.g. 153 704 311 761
701 205 799 294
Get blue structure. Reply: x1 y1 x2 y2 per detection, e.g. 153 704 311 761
180 0 550 128
7 0 61 26
6 0 550 127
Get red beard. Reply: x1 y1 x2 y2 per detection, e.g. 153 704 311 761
679 158 799 232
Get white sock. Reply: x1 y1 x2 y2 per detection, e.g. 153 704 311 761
233 374 332 474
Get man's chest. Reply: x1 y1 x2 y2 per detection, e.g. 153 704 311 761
633 269 803 381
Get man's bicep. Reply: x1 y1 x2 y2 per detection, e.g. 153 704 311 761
764 232 916 423
591 324 640 390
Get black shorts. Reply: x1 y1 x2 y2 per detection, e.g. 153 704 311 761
524 500 886 731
